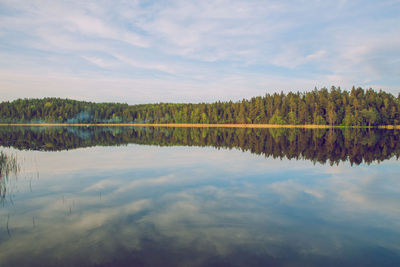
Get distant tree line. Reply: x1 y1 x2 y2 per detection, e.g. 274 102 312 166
1 126 399 165
1 87 399 126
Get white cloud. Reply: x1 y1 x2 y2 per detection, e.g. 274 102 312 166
0 0 399 102
0 69 323 103
80 55 116 68
112 53 177 74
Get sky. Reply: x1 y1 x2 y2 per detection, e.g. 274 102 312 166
0 0 399 104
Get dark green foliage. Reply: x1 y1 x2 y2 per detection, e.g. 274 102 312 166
0 87 399 125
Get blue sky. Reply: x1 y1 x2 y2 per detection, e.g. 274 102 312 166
0 0 399 104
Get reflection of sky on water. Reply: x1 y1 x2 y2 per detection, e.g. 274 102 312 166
0 145 399 266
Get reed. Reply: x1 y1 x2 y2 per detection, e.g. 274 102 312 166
0 151 19 202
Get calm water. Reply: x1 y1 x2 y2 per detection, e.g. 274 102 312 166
0 126 400 266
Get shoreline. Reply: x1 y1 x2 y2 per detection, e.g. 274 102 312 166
0 123 399 129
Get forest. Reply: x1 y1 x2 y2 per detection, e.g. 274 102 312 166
0 87 399 126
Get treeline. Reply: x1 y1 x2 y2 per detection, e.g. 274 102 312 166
1 126 399 165
1 87 400 126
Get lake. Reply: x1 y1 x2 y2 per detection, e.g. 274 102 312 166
0 126 399 266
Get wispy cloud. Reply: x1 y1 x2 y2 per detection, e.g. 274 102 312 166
0 0 399 103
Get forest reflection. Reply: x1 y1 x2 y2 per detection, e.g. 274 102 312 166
0 126 399 165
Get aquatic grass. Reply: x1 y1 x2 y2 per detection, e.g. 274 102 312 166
0 151 20 202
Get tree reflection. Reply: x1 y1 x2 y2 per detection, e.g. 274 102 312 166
0 126 399 165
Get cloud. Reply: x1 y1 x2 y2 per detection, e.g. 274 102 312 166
0 0 399 103
0 69 322 103
81 55 117 68
111 53 177 74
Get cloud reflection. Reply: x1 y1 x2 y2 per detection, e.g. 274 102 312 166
0 145 399 266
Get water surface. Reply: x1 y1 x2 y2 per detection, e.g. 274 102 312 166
0 126 399 266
